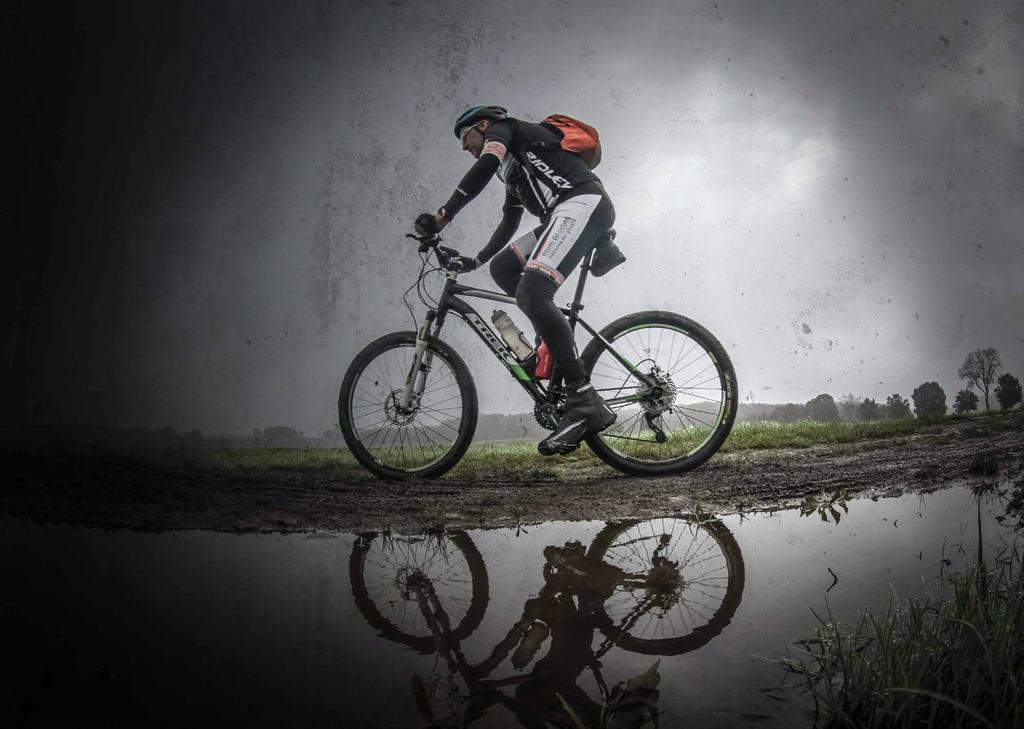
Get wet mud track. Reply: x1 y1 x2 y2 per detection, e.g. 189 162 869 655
3 416 1022 533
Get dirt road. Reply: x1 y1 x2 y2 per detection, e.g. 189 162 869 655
4 416 1021 533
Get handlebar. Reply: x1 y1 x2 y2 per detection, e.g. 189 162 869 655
405 233 458 270
405 231 439 252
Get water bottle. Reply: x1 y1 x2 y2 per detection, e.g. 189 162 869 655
535 341 553 380
491 310 534 360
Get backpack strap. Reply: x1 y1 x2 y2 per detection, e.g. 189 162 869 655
528 121 564 153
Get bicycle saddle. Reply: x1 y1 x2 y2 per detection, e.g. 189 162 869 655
591 229 626 277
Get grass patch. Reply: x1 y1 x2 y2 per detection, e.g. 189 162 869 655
776 551 1024 729
720 419 923 452
113 446 364 478
449 412 1022 477
51 410 1020 481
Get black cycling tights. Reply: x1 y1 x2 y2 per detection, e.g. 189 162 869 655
489 253 524 299
490 254 584 383
488 192 615 388
515 271 586 385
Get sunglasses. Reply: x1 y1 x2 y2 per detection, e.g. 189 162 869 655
459 122 483 145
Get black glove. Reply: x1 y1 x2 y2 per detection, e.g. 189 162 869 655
414 212 439 237
439 246 479 273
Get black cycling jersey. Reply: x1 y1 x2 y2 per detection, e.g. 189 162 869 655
437 115 608 269
498 157 545 218
485 118 599 216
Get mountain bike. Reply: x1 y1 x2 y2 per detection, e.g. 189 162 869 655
338 232 738 480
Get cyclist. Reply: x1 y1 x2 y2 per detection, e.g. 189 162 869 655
414 105 618 456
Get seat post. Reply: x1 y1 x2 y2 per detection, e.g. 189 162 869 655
567 247 595 329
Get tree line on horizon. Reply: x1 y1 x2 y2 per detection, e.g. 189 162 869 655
761 347 1022 423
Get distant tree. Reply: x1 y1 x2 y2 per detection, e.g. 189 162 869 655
886 393 913 420
912 382 947 418
957 348 1002 411
770 403 806 422
857 398 881 421
995 373 1022 410
264 425 298 442
806 394 840 422
953 389 979 414
148 426 178 447
837 393 860 422
322 427 343 442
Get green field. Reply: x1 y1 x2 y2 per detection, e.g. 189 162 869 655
124 410 1022 482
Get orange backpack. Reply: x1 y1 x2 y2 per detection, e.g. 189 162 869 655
538 114 602 169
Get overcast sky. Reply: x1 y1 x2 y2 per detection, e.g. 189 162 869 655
9 0 1023 435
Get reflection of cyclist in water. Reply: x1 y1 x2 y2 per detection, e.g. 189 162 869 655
513 543 629 726
350 517 744 726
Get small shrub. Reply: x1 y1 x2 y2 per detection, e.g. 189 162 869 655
967 452 1000 477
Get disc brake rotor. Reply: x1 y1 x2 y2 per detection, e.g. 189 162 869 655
384 389 418 426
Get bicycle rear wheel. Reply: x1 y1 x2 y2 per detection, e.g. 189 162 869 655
339 331 478 480
588 516 744 655
580 311 737 475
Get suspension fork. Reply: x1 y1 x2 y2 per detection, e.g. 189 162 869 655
399 308 439 411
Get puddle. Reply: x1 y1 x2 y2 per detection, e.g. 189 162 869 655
1 485 1019 727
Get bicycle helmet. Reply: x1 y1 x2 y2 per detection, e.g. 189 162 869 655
454 105 507 137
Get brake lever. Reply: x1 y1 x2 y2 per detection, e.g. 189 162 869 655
436 246 454 268
405 232 441 254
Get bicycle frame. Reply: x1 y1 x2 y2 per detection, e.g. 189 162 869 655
399 246 659 413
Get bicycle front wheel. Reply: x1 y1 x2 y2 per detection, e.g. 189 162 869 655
580 311 737 475
339 331 478 480
349 529 490 653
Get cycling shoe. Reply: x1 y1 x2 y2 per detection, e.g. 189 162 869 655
538 382 616 456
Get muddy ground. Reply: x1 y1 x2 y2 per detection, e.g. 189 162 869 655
3 415 1022 533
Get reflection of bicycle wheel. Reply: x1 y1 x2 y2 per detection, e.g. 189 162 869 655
350 530 489 653
588 516 744 655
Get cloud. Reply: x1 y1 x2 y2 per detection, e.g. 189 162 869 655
913 14 1024 145
782 137 837 201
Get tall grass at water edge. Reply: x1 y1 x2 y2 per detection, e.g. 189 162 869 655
776 550 1024 729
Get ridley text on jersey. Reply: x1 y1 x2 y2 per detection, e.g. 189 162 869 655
525 151 572 190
